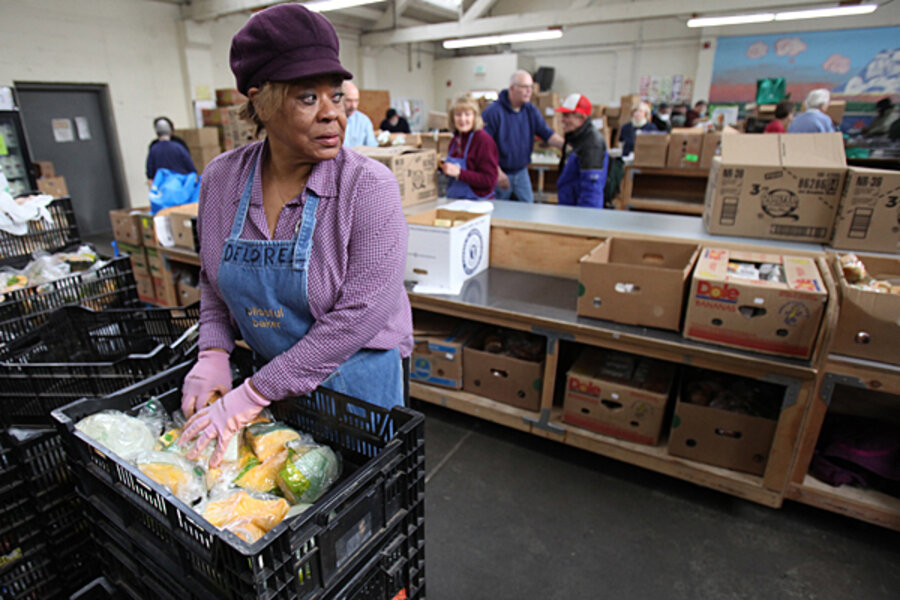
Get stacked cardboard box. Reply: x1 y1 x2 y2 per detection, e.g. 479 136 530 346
215 88 247 107
666 128 705 169
221 106 259 151
831 167 900 254
421 132 453 159
175 128 221 173
165 203 199 253
410 312 475 390
355 146 438 208
633 133 669 167
109 208 155 302
463 327 545 412
34 160 68 197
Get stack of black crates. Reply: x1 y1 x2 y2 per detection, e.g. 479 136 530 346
0 197 199 598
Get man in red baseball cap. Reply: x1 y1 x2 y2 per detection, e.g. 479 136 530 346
555 93 608 208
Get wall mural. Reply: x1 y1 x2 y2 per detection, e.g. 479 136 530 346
709 26 900 129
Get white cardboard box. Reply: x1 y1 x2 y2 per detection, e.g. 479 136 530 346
406 201 492 294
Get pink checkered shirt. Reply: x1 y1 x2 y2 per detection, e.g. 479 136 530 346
197 141 413 401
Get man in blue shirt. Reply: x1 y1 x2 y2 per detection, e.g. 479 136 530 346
482 70 564 202
788 89 837 133
146 119 196 186
342 81 377 147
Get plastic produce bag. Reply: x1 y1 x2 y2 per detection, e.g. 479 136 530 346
134 450 206 505
75 411 156 460
277 436 341 504
22 249 70 285
245 422 302 462
149 169 200 215
234 449 289 495
0 173 54 235
200 489 290 543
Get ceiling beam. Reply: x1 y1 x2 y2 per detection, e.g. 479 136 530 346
373 0 413 29
360 0 828 45
461 0 497 23
183 0 272 21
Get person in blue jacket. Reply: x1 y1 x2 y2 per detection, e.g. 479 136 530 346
556 93 608 208
482 70 564 202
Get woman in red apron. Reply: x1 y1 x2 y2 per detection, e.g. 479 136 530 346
179 4 412 466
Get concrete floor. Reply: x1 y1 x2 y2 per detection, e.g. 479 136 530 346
417 400 900 600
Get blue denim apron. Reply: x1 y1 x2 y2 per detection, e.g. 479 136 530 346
217 161 403 409
445 133 492 200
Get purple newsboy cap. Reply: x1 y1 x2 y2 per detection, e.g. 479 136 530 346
230 4 353 95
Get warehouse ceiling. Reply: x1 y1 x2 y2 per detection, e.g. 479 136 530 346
181 0 877 45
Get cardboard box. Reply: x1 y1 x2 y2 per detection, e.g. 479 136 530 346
37 176 67 197
153 266 179 307
462 329 545 412
544 113 563 137
201 108 235 126
406 206 491 293
34 161 54 178
221 107 259 151
117 242 149 276
703 133 846 243
355 146 438 208
175 128 219 148
426 111 449 131
825 100 846 127
134 271 156 304
138 213 157 247
190 145 222 173
563 348 676 445
668 384 778 476
683 248 828 359
666 128 704 169
176 278 201 306
620 94 641 121
591 105 606 119
698 128 739 170
831 167 900 254
421 132 453 157
410 312 475 389
577 238 699 331
376 132 422 148
167 203 199 252
109 209 142 246
535 92 560 117
215 88 248 106
145 247 165 278
830 254 900 365
633 133 669 167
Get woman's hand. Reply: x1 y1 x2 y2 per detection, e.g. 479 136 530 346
179 379 270 468
441 162 461 177
181 350 233 418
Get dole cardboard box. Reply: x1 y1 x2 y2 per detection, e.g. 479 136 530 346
666 128 704 169
463 327 545 412
577 237 699 332
683 248 827 359
406 201 492 294
109 209 142 246
703 133 846 243
830 254 900 365
668 368 781 476
831 167 900 254
355 146 438 208
633 133 668 167
563 347 676 445
410 311 475 389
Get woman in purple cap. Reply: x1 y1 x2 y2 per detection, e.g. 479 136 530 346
178 4 413 466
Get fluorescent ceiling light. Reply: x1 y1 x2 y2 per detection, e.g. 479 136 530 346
687 13 774 27
443 29 563 49
775 4 878 21
304 0 382 12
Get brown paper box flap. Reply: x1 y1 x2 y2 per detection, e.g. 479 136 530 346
778 132 846 168
721 134 781 166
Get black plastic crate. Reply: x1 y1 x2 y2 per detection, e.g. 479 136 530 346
53 361 426 600
0 542 61 600
70 576 122 600
0 256 139 345
0 305 198 427
2 428 73 510
0 197 80 267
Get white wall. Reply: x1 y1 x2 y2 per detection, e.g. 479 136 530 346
433 53 519 112
0 0 189 209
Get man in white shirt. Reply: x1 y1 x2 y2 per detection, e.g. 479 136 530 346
342 81 377 147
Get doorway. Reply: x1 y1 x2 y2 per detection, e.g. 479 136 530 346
15 83 127 236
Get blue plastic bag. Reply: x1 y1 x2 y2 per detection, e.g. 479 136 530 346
149 169 201 215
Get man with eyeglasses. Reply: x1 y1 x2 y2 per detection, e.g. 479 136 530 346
482 70 564 203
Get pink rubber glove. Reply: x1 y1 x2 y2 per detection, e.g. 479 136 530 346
181 350 233 419
179 380 270 468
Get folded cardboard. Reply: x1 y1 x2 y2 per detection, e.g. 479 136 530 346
683 248 827 359
703 133 846 243
577 238 699 331
563 348 676 445
831 167 900 254
411 312 474 389
109 209 143 246
134 271 156 304
166 203 199 252
830 255 900 366
406 205 491 292
463 330 545 412
633 133 668 167
37 175 68 198
668 389 777 476
666 128 704 169
355 146 438 208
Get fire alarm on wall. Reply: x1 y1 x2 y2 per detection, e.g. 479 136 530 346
446 80 452 87
703 41 711 49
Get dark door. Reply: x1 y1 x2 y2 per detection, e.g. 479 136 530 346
15 83 126 236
